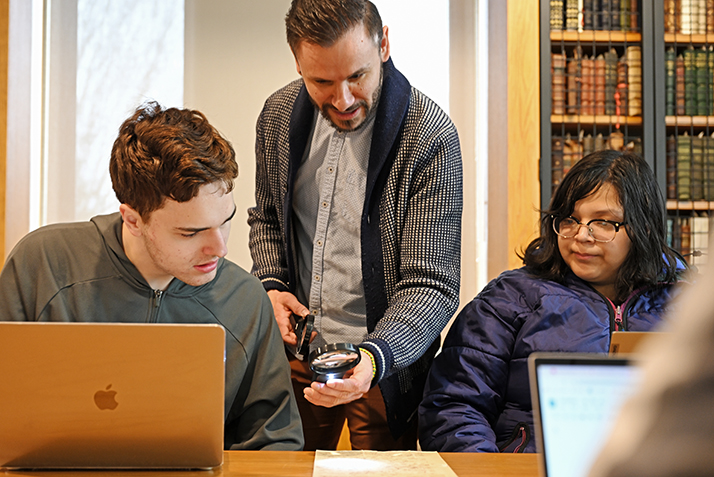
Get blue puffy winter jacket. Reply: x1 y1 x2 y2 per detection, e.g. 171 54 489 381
418 266 685 453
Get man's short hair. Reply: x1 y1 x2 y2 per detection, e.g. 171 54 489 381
285 0 383 53
109 101 238 219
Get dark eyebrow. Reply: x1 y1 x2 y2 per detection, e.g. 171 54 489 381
309 66 371 83
176 204 237 234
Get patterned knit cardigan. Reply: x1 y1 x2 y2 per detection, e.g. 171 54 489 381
248 59 463 438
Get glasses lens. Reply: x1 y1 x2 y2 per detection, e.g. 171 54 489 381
555 217 578 237
588 220 616 241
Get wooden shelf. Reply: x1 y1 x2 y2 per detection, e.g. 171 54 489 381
551 31 642 43
551 114 642 125
665 33 714 44
667 200 714 211
666 116 714 127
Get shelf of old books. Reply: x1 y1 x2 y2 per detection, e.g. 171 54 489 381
663 1 714 270
546 1 643 195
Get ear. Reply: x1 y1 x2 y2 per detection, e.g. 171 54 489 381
119 204 144 237
380 25 390 62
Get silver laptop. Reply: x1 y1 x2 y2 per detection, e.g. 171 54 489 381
0 322 226 470
528 353 641 477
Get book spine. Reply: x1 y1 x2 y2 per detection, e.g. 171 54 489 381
552 53 567 115
583 0 594 29
611 0 621 29
667 134 677 199
551 0 564 30
626 46 641 116
581 56 595 115
682 0 693 35
680 216 692 261
692 212 709 267
620 0 630 30
593 0 603 29
617 58 629 116
665 0 677 32
684 47 696 115
566 0 580 30
691 132 705 201
604 48 619 115
567 47 583 114
708 46 714 115
677 132 692 201
695 47 709 116
697 0 707 34
595 54 606 114
601 0 612 29
666 48 676 116
583 133 595 156
630 0 638 31
676 54 686 115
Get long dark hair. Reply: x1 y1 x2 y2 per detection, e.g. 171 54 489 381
521 150 680 302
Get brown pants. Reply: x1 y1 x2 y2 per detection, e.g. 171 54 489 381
289 353 417 451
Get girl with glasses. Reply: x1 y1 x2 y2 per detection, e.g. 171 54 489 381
419 150 688 453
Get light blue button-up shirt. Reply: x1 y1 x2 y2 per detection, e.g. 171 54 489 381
293 110 376 351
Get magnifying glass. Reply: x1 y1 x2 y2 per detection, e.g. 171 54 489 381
294 314 314 359
308 343 361 383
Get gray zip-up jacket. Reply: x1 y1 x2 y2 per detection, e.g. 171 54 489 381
0 213 304 451
248 59 463 438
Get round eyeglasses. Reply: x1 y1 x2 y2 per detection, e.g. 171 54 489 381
552 215 627 243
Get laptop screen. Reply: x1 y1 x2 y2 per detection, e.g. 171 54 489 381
529 353 641 477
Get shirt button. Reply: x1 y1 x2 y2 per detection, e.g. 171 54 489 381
314 275 320 282
316 240 323 247
322 202 328 208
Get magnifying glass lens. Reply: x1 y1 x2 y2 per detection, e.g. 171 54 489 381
309 343 361 382
312 350 359 369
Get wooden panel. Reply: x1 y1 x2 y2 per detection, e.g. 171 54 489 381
0 0 7 265
552 114 643 126
507 0 541 270
552 30 642 42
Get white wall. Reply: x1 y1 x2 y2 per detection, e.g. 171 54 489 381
184 0 295 271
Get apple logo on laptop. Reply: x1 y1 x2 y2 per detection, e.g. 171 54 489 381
94 384 119 410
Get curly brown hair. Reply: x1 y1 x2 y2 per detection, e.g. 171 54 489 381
109 102 238 219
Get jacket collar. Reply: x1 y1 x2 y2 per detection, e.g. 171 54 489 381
286 58 411 212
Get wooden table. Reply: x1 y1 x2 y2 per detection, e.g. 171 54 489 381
2 451 540 477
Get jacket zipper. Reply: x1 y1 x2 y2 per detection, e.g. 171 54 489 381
604 287 645 333
148 289 163 322
614 304 623 331
499 422 530 453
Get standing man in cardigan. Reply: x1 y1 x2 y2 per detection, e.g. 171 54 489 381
248 0 462 450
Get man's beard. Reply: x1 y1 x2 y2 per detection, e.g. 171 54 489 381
317 66 383 133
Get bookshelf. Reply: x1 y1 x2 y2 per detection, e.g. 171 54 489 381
659 0 714 271
541 0 712 272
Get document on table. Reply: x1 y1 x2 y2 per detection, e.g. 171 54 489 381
313 450 458 477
